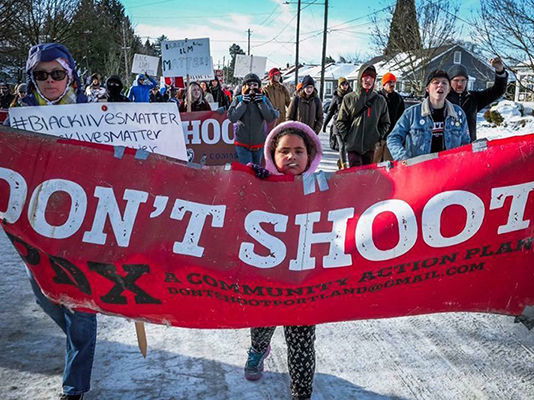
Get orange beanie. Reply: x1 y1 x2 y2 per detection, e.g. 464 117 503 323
381 72 397 86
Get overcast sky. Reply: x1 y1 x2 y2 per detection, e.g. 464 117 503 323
121 0 481 69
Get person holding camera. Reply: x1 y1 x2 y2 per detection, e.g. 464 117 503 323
228 73 279 165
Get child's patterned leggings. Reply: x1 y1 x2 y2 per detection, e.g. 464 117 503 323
250 325 316 399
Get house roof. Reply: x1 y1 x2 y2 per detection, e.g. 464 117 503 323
360 44 495 80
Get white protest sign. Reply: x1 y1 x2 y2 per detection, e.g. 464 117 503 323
9 103 187 161
161 38 214 80
131 54 160 76
234 55 267 78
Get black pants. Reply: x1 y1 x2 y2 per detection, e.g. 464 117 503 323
251 326 316 399
347 150 374 167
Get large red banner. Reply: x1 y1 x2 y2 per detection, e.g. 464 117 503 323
1 126 533 328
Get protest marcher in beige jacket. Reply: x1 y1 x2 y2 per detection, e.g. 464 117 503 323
263 67 291 126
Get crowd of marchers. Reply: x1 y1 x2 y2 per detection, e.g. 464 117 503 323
1 41 508 400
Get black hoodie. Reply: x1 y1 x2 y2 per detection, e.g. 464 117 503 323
106 75 130 102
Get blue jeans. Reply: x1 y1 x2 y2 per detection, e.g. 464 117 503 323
235 145 263 165
30 277 97 395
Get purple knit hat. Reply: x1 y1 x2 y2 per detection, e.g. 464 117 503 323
263 121 323 175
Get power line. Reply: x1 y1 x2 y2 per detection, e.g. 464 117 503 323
251 0 318 49
130 11 276 19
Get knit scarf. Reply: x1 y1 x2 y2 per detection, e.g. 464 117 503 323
33 86 77 106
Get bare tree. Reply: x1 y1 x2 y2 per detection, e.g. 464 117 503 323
11 0 80 46
372 0 461 94
475 0 534 100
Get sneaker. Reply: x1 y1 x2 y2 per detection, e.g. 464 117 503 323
59 394 84 400
244 345 271 381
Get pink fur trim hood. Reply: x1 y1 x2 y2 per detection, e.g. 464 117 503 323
263 121 323 175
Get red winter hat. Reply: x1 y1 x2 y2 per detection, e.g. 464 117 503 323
381 72 397 85
268 67 281 78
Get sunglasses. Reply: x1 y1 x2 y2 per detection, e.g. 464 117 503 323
33 69 68 81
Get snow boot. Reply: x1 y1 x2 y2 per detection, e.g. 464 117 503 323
59 394 84 400
244 345 271 381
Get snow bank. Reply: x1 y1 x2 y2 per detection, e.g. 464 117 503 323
477 100 534 140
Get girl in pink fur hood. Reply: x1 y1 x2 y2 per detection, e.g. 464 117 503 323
242 120 323 400
263 120 323 176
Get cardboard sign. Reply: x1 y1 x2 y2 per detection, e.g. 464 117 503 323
9 103 187 160
1 127 533 328
180 111 236 165
161 38 214 80
131 54 160 76
234 55 267 78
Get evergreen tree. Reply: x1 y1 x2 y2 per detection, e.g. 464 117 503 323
224 43 245 84
385 0 422 55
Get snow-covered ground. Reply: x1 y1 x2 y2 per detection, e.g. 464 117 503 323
476 100 534 141
1 103 534 400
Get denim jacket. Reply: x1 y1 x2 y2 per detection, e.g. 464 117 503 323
387 98 470 161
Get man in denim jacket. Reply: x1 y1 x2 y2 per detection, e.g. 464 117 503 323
387 70 470 161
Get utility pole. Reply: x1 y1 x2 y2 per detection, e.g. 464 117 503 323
247 29 251 55
319 0 329 101
121 21 131 85
294 0 301 87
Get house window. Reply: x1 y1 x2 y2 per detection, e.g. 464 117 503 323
468 78 475 91
453 51 462 64
325 81 333 98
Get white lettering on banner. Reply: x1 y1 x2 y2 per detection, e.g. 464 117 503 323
202 119 220 145
221 119 233 144
289 208 354 271
422 191 485 247
239 210 289 268
0 167 27 224
182 119 234 145
490 181 534 234
82 188 149 247
182 120 202 144
7 168 534 267
356 200 418 261
28 179 87 239
171 199 226 257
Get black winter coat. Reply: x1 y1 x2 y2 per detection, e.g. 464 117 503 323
324 88 351 128
446 71 508 141
379 89 405 135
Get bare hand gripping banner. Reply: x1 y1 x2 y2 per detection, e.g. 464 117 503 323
1 126 533 328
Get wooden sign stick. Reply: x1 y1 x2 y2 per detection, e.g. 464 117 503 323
135 321 148 358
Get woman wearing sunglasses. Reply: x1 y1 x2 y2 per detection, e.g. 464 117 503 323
21 42 87 106
9 43 97 400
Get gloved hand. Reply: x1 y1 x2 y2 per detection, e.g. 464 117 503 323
253 94 264 103
242 94 252 103
247 163 270 179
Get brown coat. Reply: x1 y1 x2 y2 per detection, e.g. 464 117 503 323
263 81 291 126
286 90 323 134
